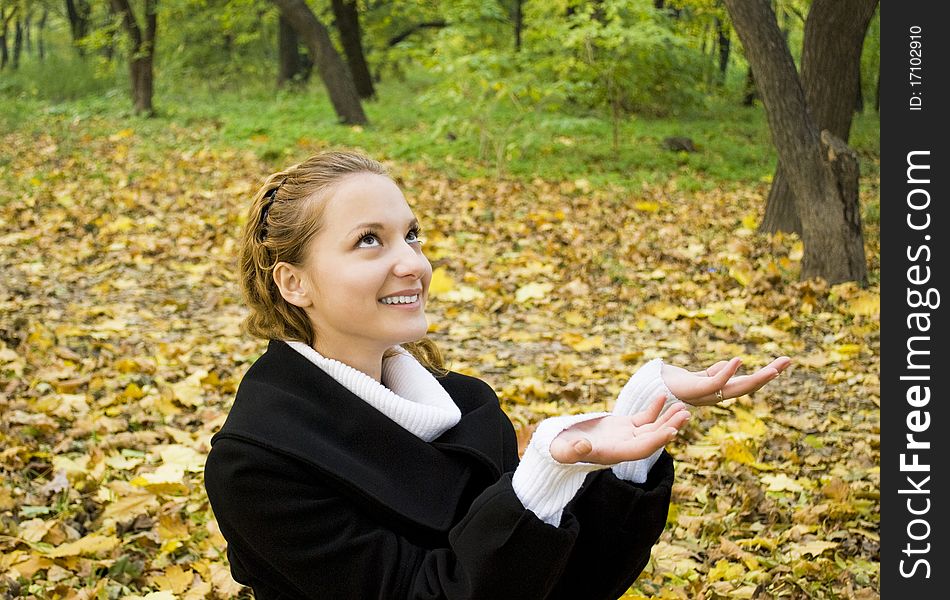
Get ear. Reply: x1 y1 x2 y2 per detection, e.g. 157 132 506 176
273 262 313 308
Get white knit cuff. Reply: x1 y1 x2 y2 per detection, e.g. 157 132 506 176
512 413 612 527
611 449 664 483
613 358 680 416
611 358 683 484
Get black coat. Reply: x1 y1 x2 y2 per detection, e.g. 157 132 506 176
204 340 674 600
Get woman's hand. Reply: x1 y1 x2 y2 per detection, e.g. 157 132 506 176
662 356 792 406
550 394 689 465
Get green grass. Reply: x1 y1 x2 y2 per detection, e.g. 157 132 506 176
1 60 879 194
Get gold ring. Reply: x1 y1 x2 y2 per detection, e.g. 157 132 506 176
715 389 724 402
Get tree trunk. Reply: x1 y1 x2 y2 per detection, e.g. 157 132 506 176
742 66 756 106
24 12 31 55
65 0 91 55
12 17 21 68
110 0 157 115
278 14 306 85
855 66 864 113
330 0 374 99
759 0 877 235
513 0 523 52
270 0 367 125
723 0 868 284
38 9 47 61
715 16 730 84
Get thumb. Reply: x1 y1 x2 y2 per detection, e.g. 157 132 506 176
550 435 593 464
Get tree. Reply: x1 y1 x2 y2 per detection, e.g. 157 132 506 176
278 13 310 86
758 0 878 235
723 0 868 284
330 0 374 99
65 0 91 54
270 0 367 125
0 2 16 70
110 0 157 115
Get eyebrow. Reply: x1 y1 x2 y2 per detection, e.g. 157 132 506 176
348 218 419 237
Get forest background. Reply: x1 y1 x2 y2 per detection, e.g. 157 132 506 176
0 0 881 598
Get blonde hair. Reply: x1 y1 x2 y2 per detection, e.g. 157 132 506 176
238 150 446 374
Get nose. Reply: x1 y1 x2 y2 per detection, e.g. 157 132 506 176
392 240 430 279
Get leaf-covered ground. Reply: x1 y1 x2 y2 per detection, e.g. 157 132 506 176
0 119 880 599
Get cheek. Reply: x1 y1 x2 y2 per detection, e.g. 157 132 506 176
421 257 433 290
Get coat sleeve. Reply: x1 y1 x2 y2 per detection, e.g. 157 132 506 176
204 437 581 600
545 450 675 600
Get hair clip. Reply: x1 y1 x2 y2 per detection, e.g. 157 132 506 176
259 178 287 240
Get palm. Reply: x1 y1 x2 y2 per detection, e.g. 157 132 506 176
663 356 791 406
551 396 689 465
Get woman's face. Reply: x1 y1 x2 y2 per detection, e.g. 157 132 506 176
296 173 432 357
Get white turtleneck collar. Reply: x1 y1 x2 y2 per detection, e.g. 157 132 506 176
285 341 462 442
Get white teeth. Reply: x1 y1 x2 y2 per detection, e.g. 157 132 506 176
380 294 419 305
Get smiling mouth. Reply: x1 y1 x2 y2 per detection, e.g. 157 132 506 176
379 294 420 305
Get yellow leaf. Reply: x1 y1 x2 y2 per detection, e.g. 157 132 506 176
620 350 644 364
708 558 746 582
115 358 139 373
789 539 839 558
515 282 553 303
46 534 119 558
762 473 804 493
651 303 686 320
722 439 756 465
105 453 145 471
124 382 146 400
18 518 56 543
746 324 788 342
132 462 190 496
440 285 484 302
159 444 206 473
158 514 190 541
141 592 178 600
561 334 603 352
151 565 194 594
733 407 768 438
0 486 14 511
210 563 245 597
172 370 208 407
428 267 455 296
831 344 862 360
846 292 880 316
563 311 589 326
740 213 758 229
770 313 798 331
729 266 752 286
103 490 159 521
6 553 55 578
633 201 660 212
737 537 778 551
182 579 212 600
708 310 739 328
789 242 804 261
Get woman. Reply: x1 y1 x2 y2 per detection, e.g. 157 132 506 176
204 151 790 599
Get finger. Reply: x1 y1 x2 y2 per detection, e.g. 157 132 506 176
689 357 741 403
647 402 689 429
593 427 679 463
769 356 792 373
697 360 731 377
629 393 668 426
720 357 791 398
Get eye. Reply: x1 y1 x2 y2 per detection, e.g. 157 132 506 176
356 231 381 248
407 227 424 245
